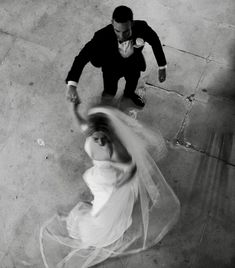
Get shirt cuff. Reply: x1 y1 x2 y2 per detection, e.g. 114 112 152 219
158 65 167 70
67 81 78 87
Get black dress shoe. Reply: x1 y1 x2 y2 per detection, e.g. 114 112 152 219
124 93 145 107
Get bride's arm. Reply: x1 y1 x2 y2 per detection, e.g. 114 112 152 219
116 162 137 188
72 102 88 132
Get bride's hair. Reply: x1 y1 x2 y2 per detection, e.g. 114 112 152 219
87 113 111 136
86 112 120 151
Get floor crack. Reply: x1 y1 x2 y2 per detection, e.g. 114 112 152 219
174 140 235 167
146 83 185 98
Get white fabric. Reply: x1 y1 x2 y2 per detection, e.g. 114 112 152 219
82 161 117 216
67 81 78 87
159 65 167 69
66 160 138 247
118 40 134 58
40 106 180 268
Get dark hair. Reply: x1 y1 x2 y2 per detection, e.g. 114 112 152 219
87 113 113 140
87 110 131 161
112 5 133 23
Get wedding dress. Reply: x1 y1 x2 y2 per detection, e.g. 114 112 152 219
40 107 180 268
66 138 139 248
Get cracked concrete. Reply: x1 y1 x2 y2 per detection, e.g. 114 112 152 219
0 0 235 267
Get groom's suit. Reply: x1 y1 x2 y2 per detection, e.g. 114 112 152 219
66 20 167 96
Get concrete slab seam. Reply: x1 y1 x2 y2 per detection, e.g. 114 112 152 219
175 141 235 167
145 83 185 98
164 43 233 68
0 29 14 37
164 44 207 61
0 36 17 65
174 62 209 149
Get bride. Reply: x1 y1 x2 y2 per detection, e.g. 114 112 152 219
40 102 180 268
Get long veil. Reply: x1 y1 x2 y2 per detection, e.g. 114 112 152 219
88 107 180 250
39 106 180 268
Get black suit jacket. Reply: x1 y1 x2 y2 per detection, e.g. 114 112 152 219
66 20 167 83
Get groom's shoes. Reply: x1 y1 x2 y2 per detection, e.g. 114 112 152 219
123 93 145 107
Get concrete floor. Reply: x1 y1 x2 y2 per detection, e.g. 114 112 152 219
0 0 235 267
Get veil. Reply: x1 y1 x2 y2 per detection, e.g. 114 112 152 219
88 106 180 250
39 106 180 268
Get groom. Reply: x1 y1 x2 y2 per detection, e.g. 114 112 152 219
66 5 167 107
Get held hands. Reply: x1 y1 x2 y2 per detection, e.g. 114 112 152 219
72 99 79 113
66 85 80 104
71 96 88 131
158 68 166 83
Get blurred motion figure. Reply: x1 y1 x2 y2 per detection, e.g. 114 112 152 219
40 102 180 268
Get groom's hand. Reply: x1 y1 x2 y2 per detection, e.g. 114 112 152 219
66 85 80 104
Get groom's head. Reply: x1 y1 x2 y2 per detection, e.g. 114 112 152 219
112 6 133 43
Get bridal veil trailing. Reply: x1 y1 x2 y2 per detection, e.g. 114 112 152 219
40 106 180 268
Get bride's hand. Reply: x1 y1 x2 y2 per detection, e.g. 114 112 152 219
71 101 88 131
73 99 80 111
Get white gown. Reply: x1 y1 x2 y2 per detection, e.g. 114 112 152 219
40 110 180 268
66 137 139 248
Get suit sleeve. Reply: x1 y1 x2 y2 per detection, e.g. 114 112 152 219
142 21 167 67
65 34 97 84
